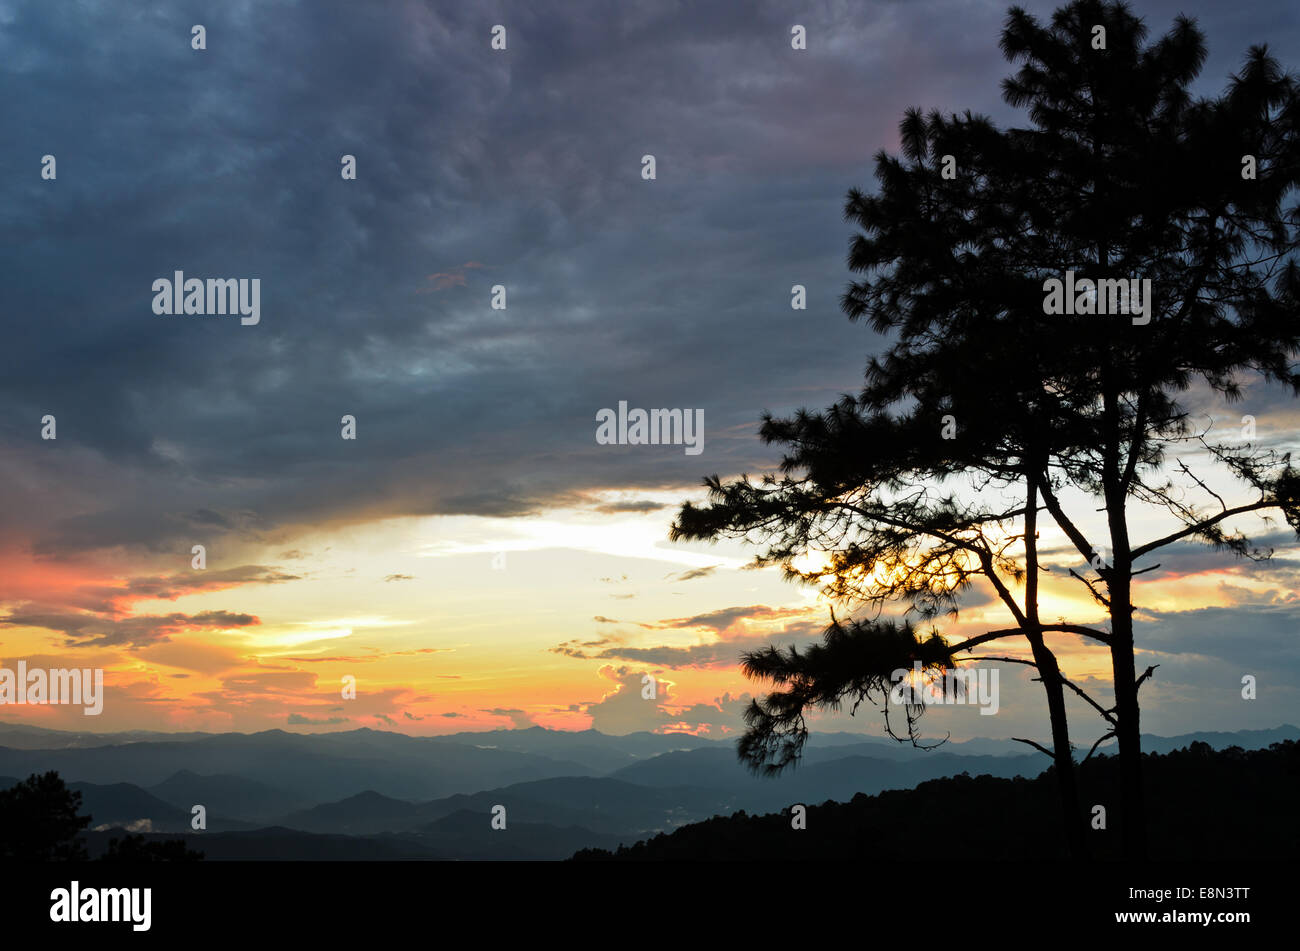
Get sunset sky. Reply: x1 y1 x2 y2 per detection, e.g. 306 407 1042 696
1 0 1298 744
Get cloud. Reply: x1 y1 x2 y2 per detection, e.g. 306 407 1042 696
94 819 153 833
287 713 349 726
2 0 1298 741
1135 602 1300 673
552 605 826 669
0 608 260 648
67 566 301 615
418 261 487 292
221 671 319 695
480 707 537 729
572 667 750 737
1041 530 1300 584
577 666 676 735
557 625 824 670
0 0 917 560
592 500 667 514
669 566 719 581
662 692 754 738
283 647 452 664
654 604 814 635
2 0 1294 571
552 636 617 658
138 640 247 676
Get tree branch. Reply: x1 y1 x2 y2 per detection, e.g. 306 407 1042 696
1012 737 1054 758
1039 477 1099 567
1083 730 1116 763
1135 664 1159 691
1130 500 1278 560
1058 672 1117 726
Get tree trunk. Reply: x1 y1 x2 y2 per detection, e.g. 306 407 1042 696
1026 463 1087 859
1101 373 1147 859
1107 571 1146 859
1028 636 1087 859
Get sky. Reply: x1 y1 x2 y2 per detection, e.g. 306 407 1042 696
0 0 1298 746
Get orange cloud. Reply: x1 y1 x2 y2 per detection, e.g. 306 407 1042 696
417 261 487 293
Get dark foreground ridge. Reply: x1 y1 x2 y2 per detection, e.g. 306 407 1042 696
573 740 1300 861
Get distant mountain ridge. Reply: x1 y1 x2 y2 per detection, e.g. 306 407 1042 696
1 723 1293 859
148 770 309 823
0 728 603 801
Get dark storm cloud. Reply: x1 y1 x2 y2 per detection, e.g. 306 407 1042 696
1 0 1296 556
1135 602 1300 676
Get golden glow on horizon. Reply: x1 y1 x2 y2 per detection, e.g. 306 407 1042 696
0 481 1290 738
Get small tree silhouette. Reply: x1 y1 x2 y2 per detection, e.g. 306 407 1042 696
0 771 91 861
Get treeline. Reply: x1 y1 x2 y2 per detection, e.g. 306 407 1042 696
573 741 1300 861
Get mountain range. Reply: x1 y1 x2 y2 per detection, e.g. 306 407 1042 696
1 721 1293 859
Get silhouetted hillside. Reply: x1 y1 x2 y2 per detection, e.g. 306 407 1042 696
574 741 1300 860
149 770 308 823
81 827 440 861
608 746 1042 806
407 809 625 860
62 779 253 833
69 780 196 832
404 777 738 838
279 790 430 834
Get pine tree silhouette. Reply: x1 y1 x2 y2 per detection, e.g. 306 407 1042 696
673 0 1300 860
